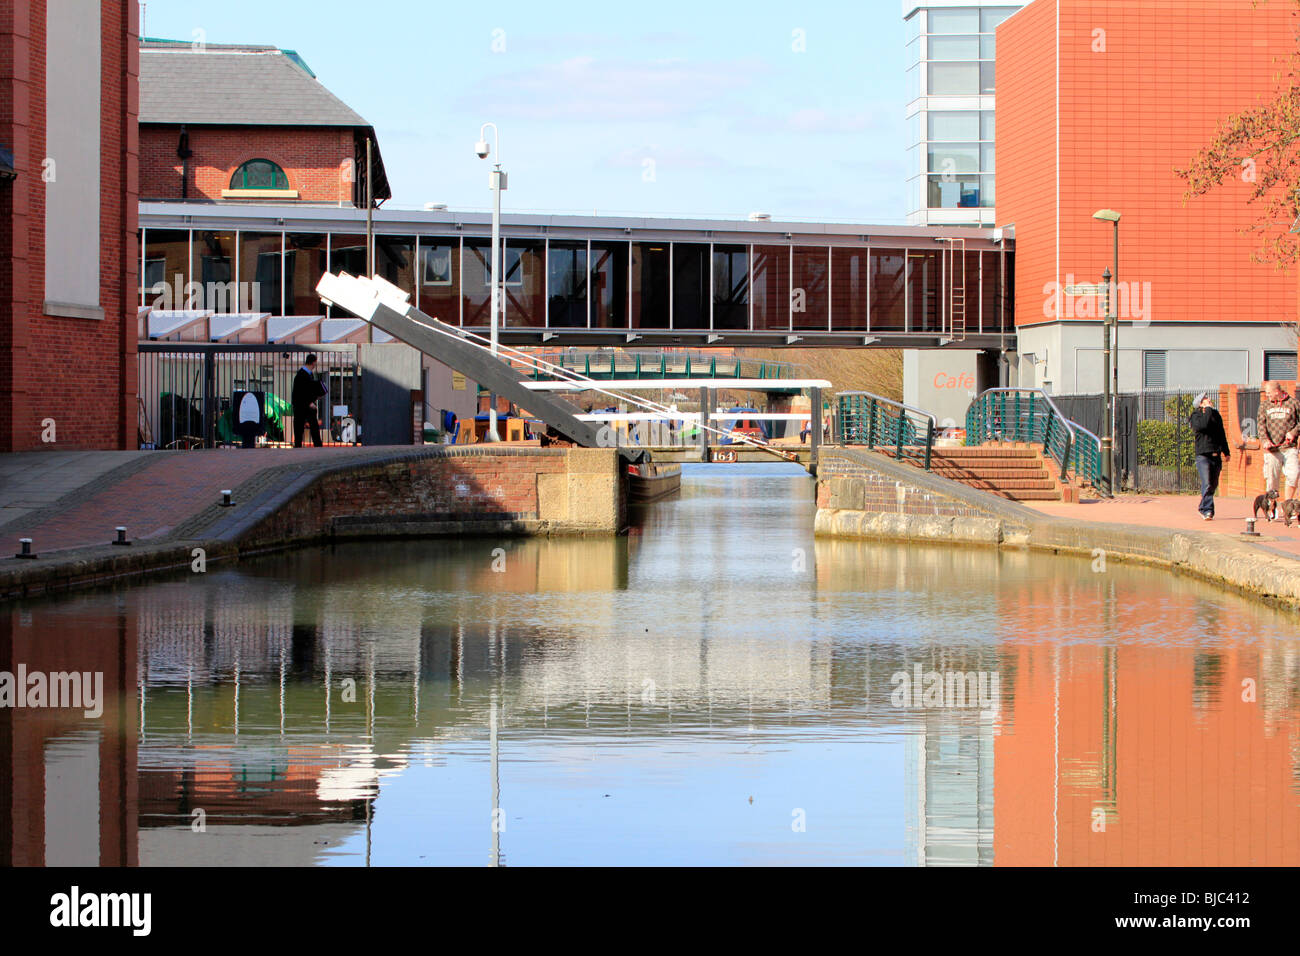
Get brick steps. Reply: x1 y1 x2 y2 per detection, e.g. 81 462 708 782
927 447 1040 458
930 462 1046 476
908 444 1068 502
953 478 1060 491
984 488 1065 501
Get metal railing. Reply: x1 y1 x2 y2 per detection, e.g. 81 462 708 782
835 391 936 470
965 388 1104 490
527 349 801 381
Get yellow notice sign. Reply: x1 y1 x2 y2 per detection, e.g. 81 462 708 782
452 372 467 391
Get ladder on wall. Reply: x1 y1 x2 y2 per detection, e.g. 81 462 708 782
946 237 967 343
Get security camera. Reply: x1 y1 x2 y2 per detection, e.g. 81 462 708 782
474 140 490 159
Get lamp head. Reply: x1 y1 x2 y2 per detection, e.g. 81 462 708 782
474 140 491 160
1093 209 1121 223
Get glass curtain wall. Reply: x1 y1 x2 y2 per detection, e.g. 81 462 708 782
751 245 789 331
712 244 749 330
590 241 628 329
830 248 869 330
630 243 670 329
791 246 829 330
503 239 546 327
461 239 492 326
547 240 588 328
139 229 1005 334
672 244 709 329
870 248 907 331
237 232 285 315
908 249 942 332
982 249 1013 332
285 233 328 316
374 236 417 301
142 229 190 310
419 238 460 325
194 231 236 313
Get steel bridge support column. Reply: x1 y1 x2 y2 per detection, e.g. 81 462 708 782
699 387 712 462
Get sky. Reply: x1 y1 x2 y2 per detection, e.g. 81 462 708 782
141 0 912 223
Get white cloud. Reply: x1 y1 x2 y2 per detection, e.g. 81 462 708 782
463 55 766 122
602 145 729 171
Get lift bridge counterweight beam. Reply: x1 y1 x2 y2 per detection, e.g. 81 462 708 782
317 271 646 461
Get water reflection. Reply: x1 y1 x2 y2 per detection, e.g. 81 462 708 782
2 462 1299 865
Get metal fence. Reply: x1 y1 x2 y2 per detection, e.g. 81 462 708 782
137 344 361 449
1049 387 1225 493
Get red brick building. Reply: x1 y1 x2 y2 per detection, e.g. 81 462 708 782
138 39 388 207
0 0 139 452
997 0 1299 394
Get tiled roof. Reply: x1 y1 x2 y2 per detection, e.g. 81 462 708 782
139 40 368 127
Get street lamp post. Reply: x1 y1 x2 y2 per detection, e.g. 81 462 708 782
476 123 506 442
1100 266 1114 495
1094 209 1121 490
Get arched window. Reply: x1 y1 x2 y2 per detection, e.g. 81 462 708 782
230 159 289 190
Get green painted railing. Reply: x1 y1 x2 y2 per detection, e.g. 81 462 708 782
835 391 936 470
965 388 1105 490
528 349 801 381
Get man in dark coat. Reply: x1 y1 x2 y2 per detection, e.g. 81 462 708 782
1190 391 1231 520
291 353 327 448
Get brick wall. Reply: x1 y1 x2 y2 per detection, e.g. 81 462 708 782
818 449 1009 520
1218 380 1300 500
0 0 138 452
141 124 356 204
242 447 624 547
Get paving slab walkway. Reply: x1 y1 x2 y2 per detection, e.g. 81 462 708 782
0 447 436 557
1026 493 1300 559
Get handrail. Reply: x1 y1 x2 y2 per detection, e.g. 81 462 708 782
837 391 938 426
836 390 937 470
965 387 1105 492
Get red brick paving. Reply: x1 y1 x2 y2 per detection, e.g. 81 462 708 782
2 447 406 554
1027 495 1300 557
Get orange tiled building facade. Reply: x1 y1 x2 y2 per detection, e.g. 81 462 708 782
998 0 1299 394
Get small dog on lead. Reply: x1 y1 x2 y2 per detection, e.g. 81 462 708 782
1279 499 1300 527
1253 488 1280 522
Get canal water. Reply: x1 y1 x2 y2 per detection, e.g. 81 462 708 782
5 462 1299 866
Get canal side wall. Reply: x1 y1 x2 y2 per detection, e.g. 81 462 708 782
815 447 1300 609
815 448 1024 546
0 447 625 600
233 446 625 549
